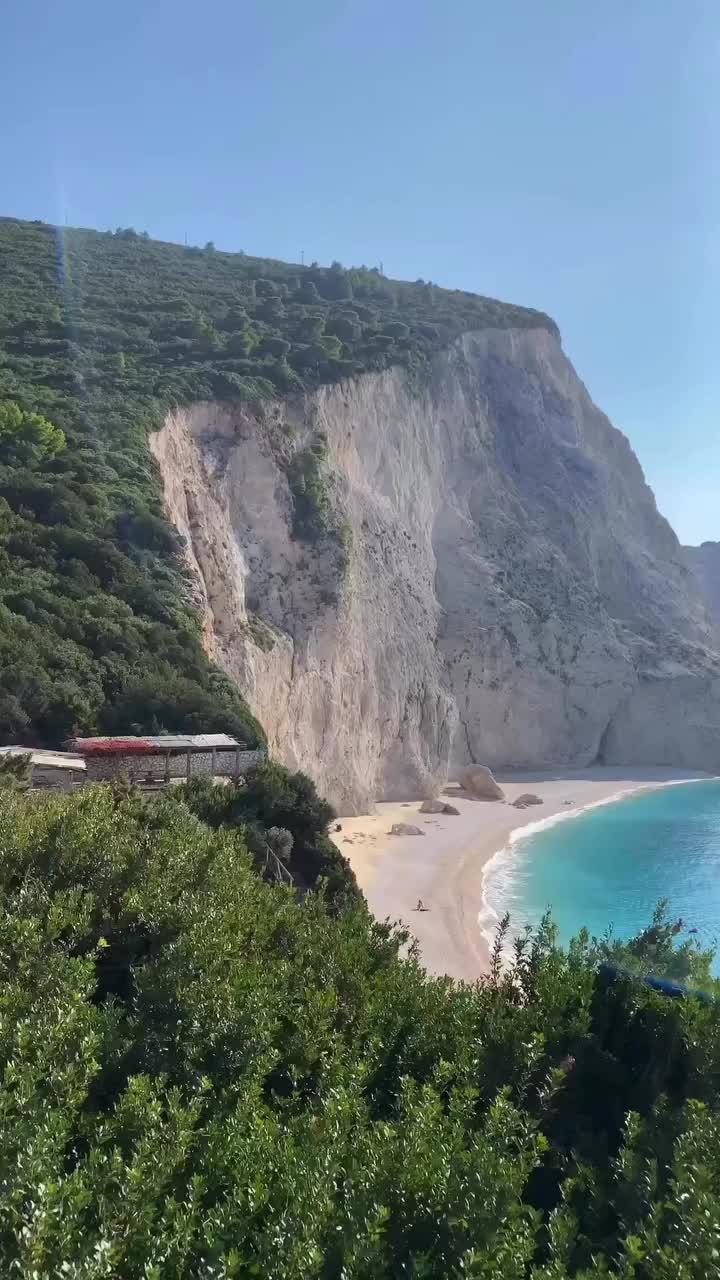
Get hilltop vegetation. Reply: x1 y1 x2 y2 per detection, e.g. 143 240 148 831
0 218 556 406
0 215 554 747
1 780 719 1277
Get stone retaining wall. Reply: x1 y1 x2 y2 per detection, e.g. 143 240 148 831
84 749 266 783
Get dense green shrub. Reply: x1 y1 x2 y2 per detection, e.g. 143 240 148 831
287 441 332 541
0 749 31 789
0 786 718 1276
0 398 66 462
179 760 358 905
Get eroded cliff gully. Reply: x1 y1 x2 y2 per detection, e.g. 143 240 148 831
150 328 720 813
684 542 720 627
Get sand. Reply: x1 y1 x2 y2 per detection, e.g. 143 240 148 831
331 767 712 982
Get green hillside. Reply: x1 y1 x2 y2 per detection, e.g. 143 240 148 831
0 215 554 747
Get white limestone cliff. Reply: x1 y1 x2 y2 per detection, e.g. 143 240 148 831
684 542 720 627
150 327 720 813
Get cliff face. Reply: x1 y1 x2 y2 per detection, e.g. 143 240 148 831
684 543 720 626
150 328 720 813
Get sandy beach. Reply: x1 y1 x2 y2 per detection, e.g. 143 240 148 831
331 767 712 982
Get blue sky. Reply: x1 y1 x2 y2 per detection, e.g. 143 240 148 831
3 0 718 542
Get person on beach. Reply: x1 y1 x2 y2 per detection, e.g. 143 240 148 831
416 899 428 912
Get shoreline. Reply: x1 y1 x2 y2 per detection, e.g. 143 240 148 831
331 768 714 982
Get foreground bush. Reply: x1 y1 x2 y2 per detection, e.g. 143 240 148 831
178 761 358 906
0 786 719 1277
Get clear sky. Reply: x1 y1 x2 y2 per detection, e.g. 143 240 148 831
2 0 718 543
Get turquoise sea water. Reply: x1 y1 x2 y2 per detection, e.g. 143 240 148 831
482 781 720 974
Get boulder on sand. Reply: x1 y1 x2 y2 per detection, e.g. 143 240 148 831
512 793 543 809
390 823 425 836
458 765 505 801
420 798 462 815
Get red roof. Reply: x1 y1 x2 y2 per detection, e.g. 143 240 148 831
70 734 243 756
74 738 157 756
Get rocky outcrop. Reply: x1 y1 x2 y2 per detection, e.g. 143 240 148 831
684 543 720 626
150 327 720 814
420 799 461 815
390 823 424 836
459 766 505 801
512 794 543 809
